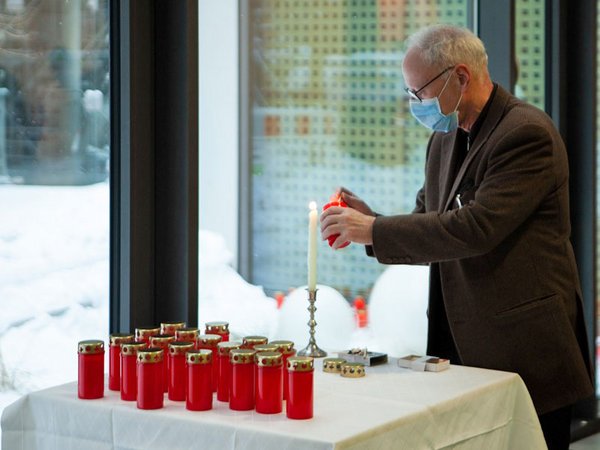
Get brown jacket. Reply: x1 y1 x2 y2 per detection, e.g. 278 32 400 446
370 85 593 414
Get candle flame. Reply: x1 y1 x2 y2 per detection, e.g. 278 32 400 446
309 201 317 210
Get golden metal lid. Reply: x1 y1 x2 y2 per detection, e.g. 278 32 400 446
287 356 314 372
323 358 346 373
109 333 134 346
78 340 104 355
230 348 256 364
160 322 186 334
341 362 366 378
197 334 222 347
168 341 195 356
242 335 268 348
270 340 295 354
217 341 242 356
254 344 279 353
205 321 229 334
149 334 176 347
121 341 147 355
255 351 283 367
137 347 164 364
175 327 199 342
186 349 212 365
135 326 161 340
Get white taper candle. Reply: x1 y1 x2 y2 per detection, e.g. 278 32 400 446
308 201 318 291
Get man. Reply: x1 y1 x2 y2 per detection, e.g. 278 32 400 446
320 25 593 450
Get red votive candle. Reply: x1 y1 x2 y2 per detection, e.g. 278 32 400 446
161 321 186 336
255 351 283 414
216 341 241 402
108 333 134 391
286 356 314 419
322 200 350 248
205 321 230 342
149 334 176 393
78 340 105 399
168 341 195 401
135 326 160 345
137 347 164 410
120 341 147 401
175 328 199 348
271 340 296 400
197 334 222 392
186 349 213 411
242 335 268 349
229 348 256 411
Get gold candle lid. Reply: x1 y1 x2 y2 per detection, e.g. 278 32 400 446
169 341 195 356
341 362 366 378
109 333 134 346
205 321 229 334
160 321 186 334
135 326 161 340
255 351 283 367
242 335 268 348
270 340 295 354
149 334 176 347
230 348 256 364
323 358 346 373
254 344 279 353
197 334 222 347
217 341 241 356
121 341 147 355
137 347 164 364
78 340 104 354
287 356 314 372
186 349 212 365
175 327 199 342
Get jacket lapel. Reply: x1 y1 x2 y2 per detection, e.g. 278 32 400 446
441 85 512 212
438 131 459 213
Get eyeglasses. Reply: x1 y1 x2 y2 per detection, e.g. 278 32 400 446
404 66 455 102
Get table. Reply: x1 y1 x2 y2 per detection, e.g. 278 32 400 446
1 358 546 449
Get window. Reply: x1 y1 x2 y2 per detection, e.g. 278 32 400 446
0 0 109 414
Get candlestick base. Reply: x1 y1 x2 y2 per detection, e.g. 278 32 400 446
297 289 328 358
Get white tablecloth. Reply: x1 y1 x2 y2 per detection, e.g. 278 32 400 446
1 358 546 449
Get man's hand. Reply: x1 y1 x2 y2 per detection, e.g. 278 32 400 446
337 187 375 217
320 204 376 249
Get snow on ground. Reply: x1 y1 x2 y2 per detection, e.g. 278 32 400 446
0 182 433 441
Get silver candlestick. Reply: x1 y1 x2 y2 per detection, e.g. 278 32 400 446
297 289 327 358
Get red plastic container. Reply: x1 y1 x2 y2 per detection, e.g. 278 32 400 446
242 335 268 349
271 340 296 400
175 328 199 348
186 349 213 411
322 200 350 248
136 347 164 410
135 326 160 345
108 333 134 391
149 334 176 393
229 349 256 411
197 334 223 392
255 351 283 414
77 340 105 399
120 341 147 401
216 341 241 402
205 321 230 342
168 341 195 401
286 356 314 419
160 321 186 336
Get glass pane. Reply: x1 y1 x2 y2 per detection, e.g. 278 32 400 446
249 1 468 303
0 0 109 415
514 0 545 108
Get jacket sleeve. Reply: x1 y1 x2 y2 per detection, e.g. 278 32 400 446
371 122 559 265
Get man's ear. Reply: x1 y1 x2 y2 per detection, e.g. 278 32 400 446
455 64 470 88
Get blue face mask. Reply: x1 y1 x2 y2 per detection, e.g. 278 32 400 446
409 71 462 133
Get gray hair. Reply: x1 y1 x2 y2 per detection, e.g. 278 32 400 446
406 25 488 79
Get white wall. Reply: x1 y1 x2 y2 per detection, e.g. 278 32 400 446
198 0 239 268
